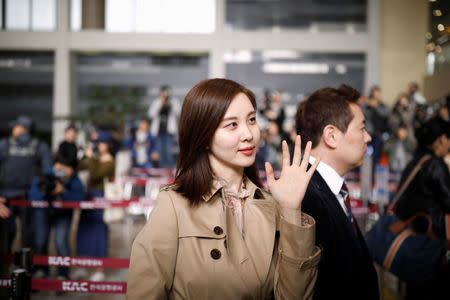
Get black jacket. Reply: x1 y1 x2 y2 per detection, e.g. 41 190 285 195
302 171 379 300
395 149 450 239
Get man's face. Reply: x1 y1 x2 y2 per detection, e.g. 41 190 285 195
12 125 27 138
335 103 372 172
65 128 77 143
53 162 74 181
372 89 381 101
138 120 149 132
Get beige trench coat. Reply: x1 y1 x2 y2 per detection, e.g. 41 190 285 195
127 178 321 300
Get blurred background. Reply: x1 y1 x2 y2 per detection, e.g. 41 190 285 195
0 0 447 149
1 1 450 299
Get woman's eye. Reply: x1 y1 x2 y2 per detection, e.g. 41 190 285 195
226 122 238 128
249 117 256 124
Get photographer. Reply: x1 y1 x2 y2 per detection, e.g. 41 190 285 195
30 144 85 280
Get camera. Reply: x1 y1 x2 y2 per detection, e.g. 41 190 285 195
37 173 59 197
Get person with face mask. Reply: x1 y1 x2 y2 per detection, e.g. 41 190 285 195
124 119 158 168
0 115 52 254
29 142 85 280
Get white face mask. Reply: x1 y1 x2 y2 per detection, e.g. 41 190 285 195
136 131 148 143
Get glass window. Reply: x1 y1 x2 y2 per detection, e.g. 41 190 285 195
76 52 209 123
105 0 134 32
71 0 82 32
427 0 450 74
225 50 365 123
6 0 57 31
31 0 57 31
105 0 215 33
6 0 30 31
0 51 54 144
226 0 367 32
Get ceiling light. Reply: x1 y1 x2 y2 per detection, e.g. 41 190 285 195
437 24 445 31
262 50 300 61
335 64 347 74
263 63 329 74
429 0 436 2
433 10 442 17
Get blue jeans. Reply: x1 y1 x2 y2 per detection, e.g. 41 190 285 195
156 134 175 169
32 208 72 278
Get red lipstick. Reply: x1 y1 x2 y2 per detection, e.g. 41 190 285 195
239 146 255 156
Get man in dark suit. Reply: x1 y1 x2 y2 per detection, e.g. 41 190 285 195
295 85 379 300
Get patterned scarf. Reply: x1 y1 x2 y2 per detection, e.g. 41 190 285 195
219 177 250 238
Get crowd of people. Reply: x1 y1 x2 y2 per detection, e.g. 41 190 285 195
0 79 448 299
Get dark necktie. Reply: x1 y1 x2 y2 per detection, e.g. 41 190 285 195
341 183 356 231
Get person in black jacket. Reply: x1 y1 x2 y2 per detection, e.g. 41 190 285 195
394 117 450 300
295 85 379 300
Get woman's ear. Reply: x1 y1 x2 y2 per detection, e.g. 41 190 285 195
322 125 339 149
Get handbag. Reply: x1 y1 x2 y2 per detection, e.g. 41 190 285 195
365 154 448 282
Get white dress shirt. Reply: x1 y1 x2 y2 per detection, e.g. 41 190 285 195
309 156 349 215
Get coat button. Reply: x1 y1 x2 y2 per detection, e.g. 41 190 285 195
213 226 223 235
210 249 221 260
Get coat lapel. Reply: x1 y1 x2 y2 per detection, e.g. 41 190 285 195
244 196 276 283
222 179 276 297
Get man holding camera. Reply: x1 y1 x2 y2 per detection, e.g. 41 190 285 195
30 143 85 280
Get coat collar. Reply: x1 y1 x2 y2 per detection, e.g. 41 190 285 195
202 176 265 202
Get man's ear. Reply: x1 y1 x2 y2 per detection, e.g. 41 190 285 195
322 125 339 149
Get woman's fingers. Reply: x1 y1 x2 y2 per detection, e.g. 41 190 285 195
300 140 312 171
292 135 302 166
281 140 290 169
265 162 275 190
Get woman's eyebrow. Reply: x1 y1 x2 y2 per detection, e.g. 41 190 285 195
222 110 256 121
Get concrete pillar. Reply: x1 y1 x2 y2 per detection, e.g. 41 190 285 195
365 0 381 94
380 0 428 105
52 0 75 150
209 0 225 79
82 0 104 30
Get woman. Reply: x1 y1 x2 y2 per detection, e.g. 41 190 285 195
75 130 115 282
394 117 450 299
127 79 321 299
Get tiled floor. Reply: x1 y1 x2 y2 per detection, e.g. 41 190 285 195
8 209 148 300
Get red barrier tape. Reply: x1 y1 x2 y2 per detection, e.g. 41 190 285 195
121 176 174 186
32 278 127 293
0 253 130 268
34 255 129 268
0 277 127 293
8 198 155 209
131 167 175 176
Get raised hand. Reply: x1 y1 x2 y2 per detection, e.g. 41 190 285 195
265 135 320 210
0 197 10 219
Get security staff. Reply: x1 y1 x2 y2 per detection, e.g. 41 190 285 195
0 115 52 252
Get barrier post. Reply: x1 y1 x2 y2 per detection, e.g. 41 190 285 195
10 269 31 300
0 216 9 299
14 248 33 272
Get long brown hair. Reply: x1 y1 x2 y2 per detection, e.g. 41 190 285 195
174 78 262 206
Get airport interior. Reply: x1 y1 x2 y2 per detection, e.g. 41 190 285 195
0 0 450 299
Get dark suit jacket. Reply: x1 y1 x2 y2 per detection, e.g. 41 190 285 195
302 171 379 300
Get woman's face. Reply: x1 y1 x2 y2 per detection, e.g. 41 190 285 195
208 93 260 175
98 142 110 154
